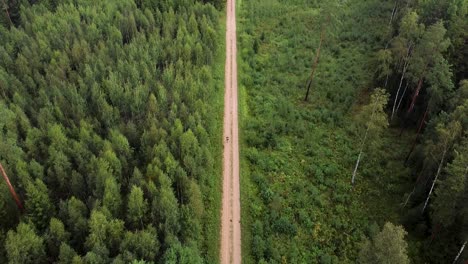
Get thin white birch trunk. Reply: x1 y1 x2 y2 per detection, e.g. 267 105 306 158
389 0 398 25
453 240 467 264
391 47 411 120
352 151 362 185
352 128 369 185
395 81 409 114
403 188 414 207
351 92 385 185
422 150 447 213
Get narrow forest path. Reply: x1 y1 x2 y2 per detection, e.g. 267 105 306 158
220 0 241 263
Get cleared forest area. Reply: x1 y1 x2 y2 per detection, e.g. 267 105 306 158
238 0 467 263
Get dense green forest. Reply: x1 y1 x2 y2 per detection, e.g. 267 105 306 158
239 0 467 263
0 0 225 263
1 0 467 263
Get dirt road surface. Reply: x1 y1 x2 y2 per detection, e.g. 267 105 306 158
220 0 241 263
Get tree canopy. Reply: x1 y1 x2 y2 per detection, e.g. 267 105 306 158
0 0 223 262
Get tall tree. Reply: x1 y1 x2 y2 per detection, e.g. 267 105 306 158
119 226 160 261
422 121 462 213
0 163 23 211
432 138 467 226
103 177 122 218
358 222 410 264
25 179 54 232
152 173 180 239
303 0 339 101
46 218 70 259
406 21 451 115
86 209 124 257
389 11 424 119
5 222 46 264
352 88 389 184
57 243 81 264
126 185 148 230
59 197 88 250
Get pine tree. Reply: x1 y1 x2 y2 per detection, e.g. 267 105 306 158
126 185 148 230
46 218 70 259
103 177 122 218
25 179 54 232
5 222 46 264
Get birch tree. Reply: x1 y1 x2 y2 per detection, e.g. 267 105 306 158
453 240 467 264
432 138 467 226
422 121 462 213
407 21 451 115
358 222 410 264
389 11 424 119
375 49 393 88
352 88 389 185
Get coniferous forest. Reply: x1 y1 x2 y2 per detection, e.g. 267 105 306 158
0 0 224 263
1 0 467 263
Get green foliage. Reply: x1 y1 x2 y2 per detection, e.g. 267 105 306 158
103 177 123 218
238 0 464 262
357 88 389 139
162 241 203 264
238 0 411 261
58 243 81 264
0 0 223 261
358 222 410 264
152 173 180 239
25 179 54 232
59 197 88 250
119 226 160 261
374 49 393 80
46 218 70 258
5 223 46 264
126 186 148 230
86 209 124 257
432 138 468 228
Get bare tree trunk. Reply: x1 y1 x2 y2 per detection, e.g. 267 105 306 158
1 0 13 27
391 45 411 120
422 149 447 213
352 151 362 185
403 189 413 207
391 63 408 119
351 94 384 185
405 106 429 164
403 169 425 207
389 0 398 25
304 34 323 101
0 163 23 211
407 66 427 115
304 16 330 102
395 80 409 114
384 72 390 88
453 240 467 264
352 127 369 185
